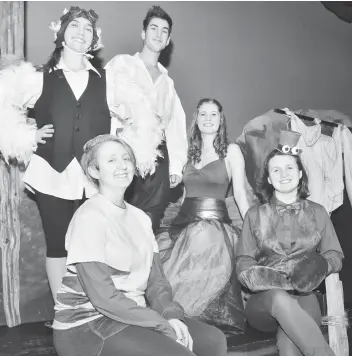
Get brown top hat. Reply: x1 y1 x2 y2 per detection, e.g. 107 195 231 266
277 130 302 155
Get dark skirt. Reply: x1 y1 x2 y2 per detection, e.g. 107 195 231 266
157 197 246 335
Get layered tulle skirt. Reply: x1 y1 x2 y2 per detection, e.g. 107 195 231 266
157 197 246 335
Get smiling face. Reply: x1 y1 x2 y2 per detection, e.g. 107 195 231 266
88 141 135 190
267 154 302 196
64 17 94 53
142 17 170 53
196 102 221 135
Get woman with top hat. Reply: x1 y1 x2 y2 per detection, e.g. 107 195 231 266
235 130 343 355
0 6 112 306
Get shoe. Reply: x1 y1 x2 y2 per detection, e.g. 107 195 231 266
45 320 53 329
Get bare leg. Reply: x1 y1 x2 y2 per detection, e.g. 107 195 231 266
270 290 334 356
276 292 324 356
246 290 334 356
277 326 303 356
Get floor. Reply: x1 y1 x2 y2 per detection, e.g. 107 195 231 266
0 320 279 356
0 322 56 356
2 317 352 356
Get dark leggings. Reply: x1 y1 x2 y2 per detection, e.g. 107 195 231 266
54 317 227 356
35 190 85 257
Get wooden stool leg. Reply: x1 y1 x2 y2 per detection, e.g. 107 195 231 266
0 161 21 327
325 273 349 356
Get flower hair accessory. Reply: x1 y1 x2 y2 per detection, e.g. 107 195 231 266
48 6 103 52
93 27 103 51
49 19 62 41
49 8 69 40
276 130 302 155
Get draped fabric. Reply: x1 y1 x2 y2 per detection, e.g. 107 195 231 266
236 109 289 191
236 109 352 196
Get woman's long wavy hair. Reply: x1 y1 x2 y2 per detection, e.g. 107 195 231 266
188 98 229 164
256 149 310 204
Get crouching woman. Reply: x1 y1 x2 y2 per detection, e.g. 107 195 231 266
52 134 227 356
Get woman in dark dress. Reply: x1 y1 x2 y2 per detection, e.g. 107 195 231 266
157 99 249 334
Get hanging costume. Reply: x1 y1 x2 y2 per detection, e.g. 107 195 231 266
236 109 289 191
287 110 344 214
105 53 188 231
333 125 352 304
156 159 246 335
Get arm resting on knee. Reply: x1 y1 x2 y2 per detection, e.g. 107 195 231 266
76 262 176 339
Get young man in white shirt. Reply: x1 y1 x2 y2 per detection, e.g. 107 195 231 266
106 5 188 232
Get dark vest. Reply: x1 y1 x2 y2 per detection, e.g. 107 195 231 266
31 69 110 172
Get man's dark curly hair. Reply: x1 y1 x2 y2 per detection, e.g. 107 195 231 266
143 5 173 34
188 98 229 165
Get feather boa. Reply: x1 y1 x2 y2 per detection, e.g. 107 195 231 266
110 56 164 177
0 56 37 165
